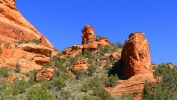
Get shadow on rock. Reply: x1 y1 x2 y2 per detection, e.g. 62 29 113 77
108 58 129 80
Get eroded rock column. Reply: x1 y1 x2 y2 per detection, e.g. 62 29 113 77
121 32 152 77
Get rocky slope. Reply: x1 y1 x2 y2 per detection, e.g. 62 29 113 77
0 0 53 48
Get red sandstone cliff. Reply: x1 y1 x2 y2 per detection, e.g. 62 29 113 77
0 0 53 48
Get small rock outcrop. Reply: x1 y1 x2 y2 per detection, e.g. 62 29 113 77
121 32 152 78
71 58 88 73
35 67 55 81
82 25 96 44
20 44 52 57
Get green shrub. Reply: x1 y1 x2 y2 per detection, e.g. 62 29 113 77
25 86 55 100
48 76 66 90
44 61 52 68
0 93 4 100
121 93 134 100
75 69 86 80
58 90 72 100
101 45 111 53
12 79 31 96
83 49 92 59
0 67 10 77
5 43 11 49
104 75 118 87
17 39 40 45
116 42 124 48
142 63 177 100
87 64 97 76
81 76 102 92
14 63 20 73
27 39 40 44
81 83 90 92
93 87 115 100
82 95 92 100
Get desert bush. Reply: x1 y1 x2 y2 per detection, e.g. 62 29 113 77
0 93 4 100
142 63 177 100
75 69 86 80
12 79 31 96
17 39 40 45
5 43 11 49
82 95 93 100
81 76 102 92
58 90 72 100
75 52 83 58
101 45 111 53
14 63 20 73
81 83 90 92
116 42 124 48
0 67 10 77
83 49 93 59
47 76 66 90
87 64 97 76
44 61 52 68
121 93 134 100
104 74 118 87
25 86 55 100
93 87 115 100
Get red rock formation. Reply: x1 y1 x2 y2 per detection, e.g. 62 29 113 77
0 43 53 72
107 73 156 99
121 32 152 78
0 0 53 48
111 51 121 60
72 58 88 73
60 25 111 58
35 67 55 81
40 36 48 46
167 63 175 69
82 25 96 44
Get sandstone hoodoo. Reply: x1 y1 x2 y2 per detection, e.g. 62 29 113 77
0 0 53 48
81 25 96 44
121 32 152 78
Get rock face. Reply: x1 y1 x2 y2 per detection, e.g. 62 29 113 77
0 43 53 72
0 0 53 48
82 25 96 44
121 32 152 78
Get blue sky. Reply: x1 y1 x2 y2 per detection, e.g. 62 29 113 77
16 1 177 65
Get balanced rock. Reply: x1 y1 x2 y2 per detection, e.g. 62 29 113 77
121 32 152 78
